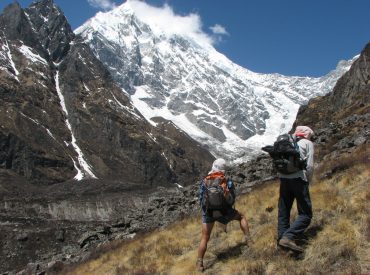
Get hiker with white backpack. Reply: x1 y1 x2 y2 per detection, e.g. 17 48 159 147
196 158 252 272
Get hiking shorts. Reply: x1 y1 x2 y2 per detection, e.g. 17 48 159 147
202 207 239 224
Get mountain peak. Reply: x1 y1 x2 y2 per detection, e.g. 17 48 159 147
27 0 60 17
29 0 54 7
25 0 74 62
77 6 355 160
77 0 214 50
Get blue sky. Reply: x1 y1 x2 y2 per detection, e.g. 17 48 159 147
1 0 369 77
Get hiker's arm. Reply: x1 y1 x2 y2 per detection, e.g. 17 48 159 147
306 141 314 182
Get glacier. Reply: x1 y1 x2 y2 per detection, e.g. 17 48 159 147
75 0 356 161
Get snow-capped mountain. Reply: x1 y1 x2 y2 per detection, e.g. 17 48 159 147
76 0 356 160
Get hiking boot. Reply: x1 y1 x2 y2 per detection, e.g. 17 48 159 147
278 237 304 253
196 258 204 272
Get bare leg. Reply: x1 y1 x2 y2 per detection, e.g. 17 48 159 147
240 215 251 236
197 222 214 260
234 211 252 244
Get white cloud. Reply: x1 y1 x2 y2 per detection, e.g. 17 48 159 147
88 0 116 10
125 0 215 47
210 24 229 36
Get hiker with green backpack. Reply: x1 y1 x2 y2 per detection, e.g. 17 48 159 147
196 158 252 272
263 125 315 253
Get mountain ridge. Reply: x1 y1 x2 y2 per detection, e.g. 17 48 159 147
0 0 214 186
76 0 356 160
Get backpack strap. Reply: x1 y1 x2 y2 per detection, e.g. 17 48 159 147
292 135 308 170
199 179 206 206
291 134 301 152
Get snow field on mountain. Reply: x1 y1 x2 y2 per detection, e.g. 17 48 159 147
76 0 355 161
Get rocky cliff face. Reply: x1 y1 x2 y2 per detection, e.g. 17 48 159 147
0 176 200 272
0 0 213 186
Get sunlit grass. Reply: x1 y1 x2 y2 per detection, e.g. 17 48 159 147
66 145 369 275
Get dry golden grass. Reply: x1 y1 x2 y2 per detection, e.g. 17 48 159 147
66 148 369 275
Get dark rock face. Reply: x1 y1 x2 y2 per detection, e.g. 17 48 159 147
293 42 370 160
0 3 49 60
26 0 75 62
0 0 213 185
0 25 76 184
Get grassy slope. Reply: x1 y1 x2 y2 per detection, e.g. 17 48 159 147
66 146 369 275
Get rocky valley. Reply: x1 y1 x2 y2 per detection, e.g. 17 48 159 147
0 0 368 274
